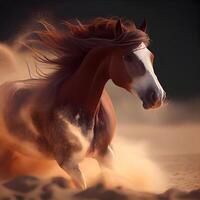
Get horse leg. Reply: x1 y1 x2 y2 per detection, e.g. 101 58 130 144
58 161 86 190
53 144 87 189
95 145 117 170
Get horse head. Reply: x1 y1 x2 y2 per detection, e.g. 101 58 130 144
109 19 166 109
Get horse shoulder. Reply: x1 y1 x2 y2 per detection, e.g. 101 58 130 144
44 110 90 164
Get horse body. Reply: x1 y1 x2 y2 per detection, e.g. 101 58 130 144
0 18 166 189
0 78 115 188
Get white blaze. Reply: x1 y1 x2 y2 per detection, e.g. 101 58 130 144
132 43 165 99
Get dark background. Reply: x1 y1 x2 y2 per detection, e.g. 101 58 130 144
0 0 199 99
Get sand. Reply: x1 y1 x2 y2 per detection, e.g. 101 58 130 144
1 154 200 200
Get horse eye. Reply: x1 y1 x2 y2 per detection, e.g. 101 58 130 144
123 53 133 62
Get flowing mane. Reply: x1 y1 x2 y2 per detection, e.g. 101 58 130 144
29 17 149 82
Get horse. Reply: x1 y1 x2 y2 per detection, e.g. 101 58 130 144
0 17 166 189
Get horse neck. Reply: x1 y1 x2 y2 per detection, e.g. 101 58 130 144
57 47 110 119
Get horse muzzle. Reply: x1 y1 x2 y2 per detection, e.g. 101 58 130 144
140 88 166 109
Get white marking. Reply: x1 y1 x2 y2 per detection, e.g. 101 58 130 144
131 43 165 99
58 112 90 163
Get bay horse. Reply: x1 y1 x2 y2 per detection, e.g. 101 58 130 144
0 17 166 189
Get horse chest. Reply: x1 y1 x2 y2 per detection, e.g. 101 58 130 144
55 112 93 162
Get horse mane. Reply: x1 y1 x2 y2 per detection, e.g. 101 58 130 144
28 17 149 83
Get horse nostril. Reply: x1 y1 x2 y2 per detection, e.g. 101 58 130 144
150 91 157 103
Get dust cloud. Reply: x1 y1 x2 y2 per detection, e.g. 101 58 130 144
80 137 167 193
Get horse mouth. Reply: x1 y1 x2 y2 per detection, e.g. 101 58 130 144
142 100 162 109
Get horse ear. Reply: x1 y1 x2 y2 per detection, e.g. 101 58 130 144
139 18 147 32
115 19 123 37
